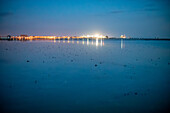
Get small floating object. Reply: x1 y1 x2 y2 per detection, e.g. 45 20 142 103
35 80 37 84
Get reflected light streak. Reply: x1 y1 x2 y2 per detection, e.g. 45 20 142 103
100 39 102 46
72 40 74 43
87 39 89 45
54 39 56 43
121 39 125 49
96 38 99 47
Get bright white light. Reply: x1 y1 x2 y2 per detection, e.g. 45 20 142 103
95 34 99 38
87 39 89 45
81 33 106 39
96 38 98 46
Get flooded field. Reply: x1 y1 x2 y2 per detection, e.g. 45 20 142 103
0 39 170 113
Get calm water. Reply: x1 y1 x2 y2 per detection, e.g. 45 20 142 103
0 40 170 113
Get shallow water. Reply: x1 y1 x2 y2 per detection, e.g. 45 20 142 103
0 39 170 113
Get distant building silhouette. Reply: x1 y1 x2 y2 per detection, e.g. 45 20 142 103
20 35 28 37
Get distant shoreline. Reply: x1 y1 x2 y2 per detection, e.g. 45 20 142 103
107 38 170 41
0 38 170 41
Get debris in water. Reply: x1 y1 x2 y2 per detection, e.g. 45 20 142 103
35 80 38 84
124 93 130 96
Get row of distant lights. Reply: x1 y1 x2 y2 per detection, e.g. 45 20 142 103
15 34 106 40
81 34 106 38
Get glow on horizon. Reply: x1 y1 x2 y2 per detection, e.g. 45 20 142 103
81 34 106 39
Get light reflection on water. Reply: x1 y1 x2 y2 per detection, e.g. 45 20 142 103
54 39 105 47
87 39 89 46
96 38 99 47
92 40 94 45
1 39 169 113
53 39 56 43
100 39 103 47
121 39 125 49
52 38 125 49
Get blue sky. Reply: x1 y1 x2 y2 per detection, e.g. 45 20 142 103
0 0 170 38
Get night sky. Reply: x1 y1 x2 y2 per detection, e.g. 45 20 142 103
0 0 170 38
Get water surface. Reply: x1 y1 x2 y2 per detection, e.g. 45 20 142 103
0 40 170 113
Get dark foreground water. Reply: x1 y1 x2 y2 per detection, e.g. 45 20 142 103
0 40 170 113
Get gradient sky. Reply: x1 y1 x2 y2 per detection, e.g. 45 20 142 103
0 0 170 38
